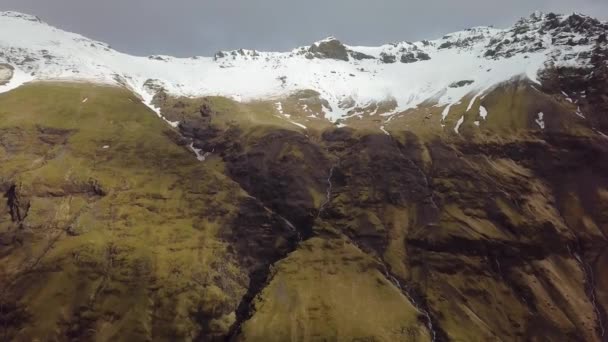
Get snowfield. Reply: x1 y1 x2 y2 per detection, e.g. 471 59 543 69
0 11 604 122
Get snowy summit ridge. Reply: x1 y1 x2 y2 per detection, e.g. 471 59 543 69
0 10 606 121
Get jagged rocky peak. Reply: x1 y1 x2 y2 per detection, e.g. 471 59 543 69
1 9 607 124
531 11 608 35
436 26 498 50
0 11 43 23
213 48 262 61
147 55 174 62
306 36 350 61
484 12 608 59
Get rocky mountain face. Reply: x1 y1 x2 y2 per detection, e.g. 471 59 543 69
0 10 607 342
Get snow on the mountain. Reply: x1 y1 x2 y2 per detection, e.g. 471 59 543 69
275 101 307 129
0 65 34 94
82 97 88 103
441 103 453 121
575 106 585 118
454 115 465 134
189 142 207 161
138 88 179 127
479 106 488 120
290 121 307 129
0 11 604 122
535 112 545 129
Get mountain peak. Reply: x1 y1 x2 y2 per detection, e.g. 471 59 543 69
312 36 340 45
307 37 349 61
0 11 43 24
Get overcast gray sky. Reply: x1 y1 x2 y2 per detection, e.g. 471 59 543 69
1 0 607 57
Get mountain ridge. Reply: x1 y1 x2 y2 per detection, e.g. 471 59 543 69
1 10 606 123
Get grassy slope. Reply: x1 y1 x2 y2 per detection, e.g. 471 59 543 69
0 83 249 341
0 82 436 342
239 237 430 342
158 85 606 342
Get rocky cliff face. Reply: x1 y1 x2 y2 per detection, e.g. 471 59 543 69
167 81 608 341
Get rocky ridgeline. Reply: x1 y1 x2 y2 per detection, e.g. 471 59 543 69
210 12 607 68
0 11 42 23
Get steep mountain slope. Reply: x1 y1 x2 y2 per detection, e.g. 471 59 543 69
0 10 607 342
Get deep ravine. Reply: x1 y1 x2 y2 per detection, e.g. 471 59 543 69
316 163 337 220
223 201 303 342
383 269 439 342
569 242 607 339
349 233 442 342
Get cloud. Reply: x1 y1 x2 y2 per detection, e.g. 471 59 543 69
1 0 607 56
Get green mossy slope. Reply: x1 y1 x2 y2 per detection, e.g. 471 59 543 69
0 83 252 341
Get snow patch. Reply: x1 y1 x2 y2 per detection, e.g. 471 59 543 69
189 142 208 162
139 90 179 127
0 10 600 123
380 125 390 136
441 103 453 121
275 101 307 129
275 102 284 114
466 87 490 111
0 66 34 94
454 115 465 134
479 106 488 120
288 120 307 129
535 112 545 129
82 97 88 103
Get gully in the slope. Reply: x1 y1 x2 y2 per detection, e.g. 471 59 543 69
224 209 302 341
569 241 607 338
316 162 338 220
383 269 439 342
348 236 442 342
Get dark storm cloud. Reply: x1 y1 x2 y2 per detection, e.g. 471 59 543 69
1 0 607 57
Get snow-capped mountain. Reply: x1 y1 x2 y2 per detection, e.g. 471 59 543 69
0 10 606 121
2 10 608 342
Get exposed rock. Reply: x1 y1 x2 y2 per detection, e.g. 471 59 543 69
380 52 396 64
142 78 165 95
147 55 167 61
438 41 454 49
6 183 29 223
0 63 14 85
416 51 431 60
449 79 475 88
349 50 375 60
400 52 417 63
308 38 349 61
213 51 226 61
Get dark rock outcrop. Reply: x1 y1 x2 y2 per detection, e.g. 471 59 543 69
308 38 349 61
